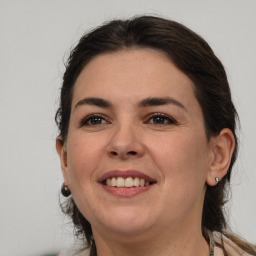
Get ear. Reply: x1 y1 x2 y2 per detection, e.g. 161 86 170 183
56 136 69 186
206 128 235 186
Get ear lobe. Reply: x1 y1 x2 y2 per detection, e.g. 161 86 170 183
56 136 69 183
206 128 235 186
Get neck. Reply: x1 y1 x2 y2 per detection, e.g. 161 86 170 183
92 223 210 256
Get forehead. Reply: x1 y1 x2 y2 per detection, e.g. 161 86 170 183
72 48 197 109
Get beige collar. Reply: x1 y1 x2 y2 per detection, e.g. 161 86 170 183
213 232 254 256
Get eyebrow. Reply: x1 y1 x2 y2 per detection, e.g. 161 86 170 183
138 97 187 111
74 97 113 110
74 96 187 111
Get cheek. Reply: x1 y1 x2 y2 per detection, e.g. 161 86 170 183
142 132 210 222
66 133 106 186
148 132 209 185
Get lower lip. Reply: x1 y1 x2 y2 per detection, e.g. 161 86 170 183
101 184 153 197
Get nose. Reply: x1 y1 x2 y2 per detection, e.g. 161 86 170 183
107 122 145 160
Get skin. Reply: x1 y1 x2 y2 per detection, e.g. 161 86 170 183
57 48 235 256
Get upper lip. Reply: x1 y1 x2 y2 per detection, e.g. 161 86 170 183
98 170 157 183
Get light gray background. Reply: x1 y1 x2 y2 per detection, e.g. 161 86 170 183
0 0 255 255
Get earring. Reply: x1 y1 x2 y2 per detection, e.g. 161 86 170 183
215 177 220 184
61 183 71 197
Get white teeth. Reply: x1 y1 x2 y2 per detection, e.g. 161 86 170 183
105 177 152 187
106 178 111 186
111 177 117 187
117 177 125 187
134 177 140 187
139 178 145 187
125 177 133 187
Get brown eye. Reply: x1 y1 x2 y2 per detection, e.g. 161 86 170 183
147 114 177 125
81 115 109 126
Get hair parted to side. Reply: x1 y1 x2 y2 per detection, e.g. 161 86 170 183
55 16 256 255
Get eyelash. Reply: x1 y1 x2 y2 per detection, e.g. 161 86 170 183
79 113 177 127
145 113 177 126
79 114 109 127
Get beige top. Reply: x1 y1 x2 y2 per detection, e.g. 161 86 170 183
213 232 255 256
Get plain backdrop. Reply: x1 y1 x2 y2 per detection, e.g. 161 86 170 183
0 0 255 255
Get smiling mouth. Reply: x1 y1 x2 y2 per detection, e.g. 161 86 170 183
102 177 156 187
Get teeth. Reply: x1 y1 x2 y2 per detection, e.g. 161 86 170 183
105 177 152 187
111 177 117 187
139 178 145 187
117 177 125 187
125 177 133 187
106 178 112 186
134 177 140 187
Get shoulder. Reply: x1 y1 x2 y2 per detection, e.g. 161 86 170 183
213 232 254 256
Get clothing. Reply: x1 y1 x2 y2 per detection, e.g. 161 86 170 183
213 232 255 256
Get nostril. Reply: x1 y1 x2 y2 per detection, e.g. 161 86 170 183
110 151 137 156
111 151 118 156
128 151 137 155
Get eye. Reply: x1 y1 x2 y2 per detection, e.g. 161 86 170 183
80 115 109 126
146 113 177 125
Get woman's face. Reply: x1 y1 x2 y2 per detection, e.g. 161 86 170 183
59 49 214 240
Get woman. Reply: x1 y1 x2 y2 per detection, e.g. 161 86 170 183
55 16 256 256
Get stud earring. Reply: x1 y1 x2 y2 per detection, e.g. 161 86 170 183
61 183 71 197
215 177 220 184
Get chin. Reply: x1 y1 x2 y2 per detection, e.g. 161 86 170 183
90 206 156 239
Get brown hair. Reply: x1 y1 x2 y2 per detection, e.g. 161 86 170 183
55 16 256 255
